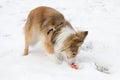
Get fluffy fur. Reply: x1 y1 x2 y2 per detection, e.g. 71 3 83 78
23 6 88 64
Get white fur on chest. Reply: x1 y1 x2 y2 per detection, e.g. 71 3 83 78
54 26 75 53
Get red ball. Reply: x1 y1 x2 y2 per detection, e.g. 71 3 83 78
71 64 78 69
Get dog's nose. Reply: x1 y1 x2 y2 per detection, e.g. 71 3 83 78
71 63 75 65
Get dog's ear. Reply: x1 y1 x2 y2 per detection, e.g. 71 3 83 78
72 37 83 46
76 31 88 41
73 31 88 46
72 37 81 43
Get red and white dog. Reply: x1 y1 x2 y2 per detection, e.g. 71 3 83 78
23 6 88 64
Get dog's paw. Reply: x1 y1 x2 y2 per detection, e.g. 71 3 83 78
55 58 63 64
55 53 64 64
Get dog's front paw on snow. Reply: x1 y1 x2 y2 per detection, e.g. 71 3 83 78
55 53 64 64
47 53 63 64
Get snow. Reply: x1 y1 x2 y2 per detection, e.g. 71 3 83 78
0 0 120 80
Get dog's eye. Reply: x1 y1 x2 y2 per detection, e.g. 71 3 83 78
72 52 76 56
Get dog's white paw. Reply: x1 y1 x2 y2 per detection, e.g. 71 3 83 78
55 53 63 64
46 53 63 64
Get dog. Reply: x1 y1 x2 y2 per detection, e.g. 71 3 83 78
23 6 88 64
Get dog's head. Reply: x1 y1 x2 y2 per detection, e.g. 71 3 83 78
61 31 88 64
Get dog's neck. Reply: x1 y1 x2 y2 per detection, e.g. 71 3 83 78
54 26 75 53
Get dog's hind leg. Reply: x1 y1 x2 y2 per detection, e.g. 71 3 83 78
23 29 32 56
23 18 32 56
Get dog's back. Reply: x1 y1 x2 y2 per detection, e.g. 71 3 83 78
25 6 65 34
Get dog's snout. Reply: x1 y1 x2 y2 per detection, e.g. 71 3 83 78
67 57 76 65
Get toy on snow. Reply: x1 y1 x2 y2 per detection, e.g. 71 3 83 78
71 63 78 70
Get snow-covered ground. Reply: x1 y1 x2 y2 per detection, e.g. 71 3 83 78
0 0 120 80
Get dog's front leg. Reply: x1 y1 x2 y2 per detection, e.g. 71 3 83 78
44 28 55 54
44 39 54 54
